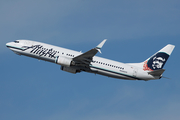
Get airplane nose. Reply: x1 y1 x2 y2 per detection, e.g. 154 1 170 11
6 42 9 47
6 42 13 48
6 42 10 47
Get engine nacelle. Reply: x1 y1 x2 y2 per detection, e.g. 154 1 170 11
61 66 80 74
55 56 72 67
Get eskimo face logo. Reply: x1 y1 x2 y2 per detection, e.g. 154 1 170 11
152 57 165 69
147 52 169 70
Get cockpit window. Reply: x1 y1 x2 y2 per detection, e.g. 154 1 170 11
14 41 19 43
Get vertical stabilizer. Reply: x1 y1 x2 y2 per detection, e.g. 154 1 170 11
143 44 175 71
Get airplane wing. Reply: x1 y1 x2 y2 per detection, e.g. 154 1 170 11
73 39 107 66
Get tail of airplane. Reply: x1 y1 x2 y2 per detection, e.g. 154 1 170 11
128 44 175 73
143 44 175 71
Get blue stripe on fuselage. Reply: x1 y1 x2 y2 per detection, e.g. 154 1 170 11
90 65 141 80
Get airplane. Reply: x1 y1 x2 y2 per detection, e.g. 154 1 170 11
6 39 175 81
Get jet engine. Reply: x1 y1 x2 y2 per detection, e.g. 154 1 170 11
55 56 74 67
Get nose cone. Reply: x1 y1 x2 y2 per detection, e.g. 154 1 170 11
6 42 11 47
6 42 15 49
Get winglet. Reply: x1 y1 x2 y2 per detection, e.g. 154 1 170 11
96 39 107 53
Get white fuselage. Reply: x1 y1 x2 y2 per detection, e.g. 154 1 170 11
6 40 158 80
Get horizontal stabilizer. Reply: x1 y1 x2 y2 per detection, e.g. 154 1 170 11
148 69 165 76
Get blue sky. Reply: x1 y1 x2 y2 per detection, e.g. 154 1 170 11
0 0 180 120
